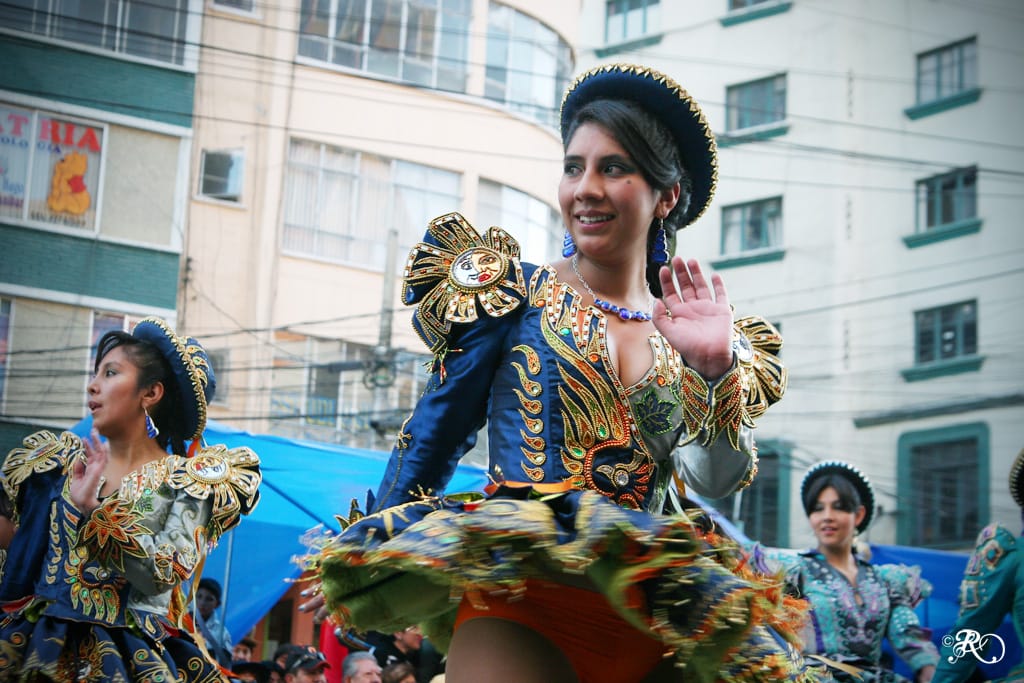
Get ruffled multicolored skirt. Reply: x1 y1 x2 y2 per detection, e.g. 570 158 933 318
0 599 224 683
312 486 826 682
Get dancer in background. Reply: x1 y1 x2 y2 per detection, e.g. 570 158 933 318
756 460 939 682
0 317 261 681
932 448 1024 683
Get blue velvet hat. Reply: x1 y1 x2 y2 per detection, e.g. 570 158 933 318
560 63 718 229
801 460 876 533
131 317 215 441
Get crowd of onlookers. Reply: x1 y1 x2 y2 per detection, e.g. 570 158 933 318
218 608 445 683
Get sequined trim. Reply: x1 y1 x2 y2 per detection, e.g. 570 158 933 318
164 444 261 540
1 431 79 522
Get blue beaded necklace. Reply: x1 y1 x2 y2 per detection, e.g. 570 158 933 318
571 255 652 322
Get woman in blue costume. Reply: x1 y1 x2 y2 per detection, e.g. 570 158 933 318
755 461 939 683
308 64 818 683
0 318 261 681
933 448 1024 683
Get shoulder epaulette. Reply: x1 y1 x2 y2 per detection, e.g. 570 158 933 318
2 431 82 516
402 212 527 354
964 523 1016 578
165 444 261 541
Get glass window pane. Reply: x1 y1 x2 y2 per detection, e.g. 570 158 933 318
0 106 32 221
917 53 938 103
54 0 114 49
910 438 978 546
124 0 186 64
961 40 977 90
939 48 957 98
200 150 244 201
485 2 571 126
915 310 935 363
476 179 556 263
437 0 470 91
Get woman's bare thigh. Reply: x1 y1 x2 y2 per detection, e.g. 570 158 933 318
446 617 579 683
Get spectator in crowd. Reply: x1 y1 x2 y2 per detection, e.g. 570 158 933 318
233 660 271 683
274 643 302 670
265 659 287 683
342 651 383 683
370 626 443 683
382 661 416 683
234 635 259 662
194 576 233 666
286 645 332 683
372 626 422 669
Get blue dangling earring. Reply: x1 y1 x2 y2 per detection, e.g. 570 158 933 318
651 218 670 264
562 230 576 258
145 409 159 439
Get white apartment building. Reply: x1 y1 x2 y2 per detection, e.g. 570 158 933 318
575 0 1024 550
186 0 577 451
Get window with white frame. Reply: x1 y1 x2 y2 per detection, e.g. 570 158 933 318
726 74 786 131
916 166 976 231
6 0 189 65
269 334 431 447
282 139 461 268
0 299 10 408
605 0 660 44
721 197 781 254
199 149 245 202
485 2 573 128
916 37 977 105
298 0 471 91
0 104 106 232
476 180 560 264
914 300 977 365
905 436 981 547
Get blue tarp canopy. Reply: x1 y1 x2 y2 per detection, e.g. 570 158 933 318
70 418 488 639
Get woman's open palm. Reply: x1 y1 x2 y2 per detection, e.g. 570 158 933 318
70 429 108 515
653 256 734 379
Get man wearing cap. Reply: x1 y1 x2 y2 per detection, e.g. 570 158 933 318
932 448 1024 683
286 646 332 683
195 576 233 667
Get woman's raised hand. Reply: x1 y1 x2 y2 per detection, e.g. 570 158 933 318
69 429 109 516
653 256 734 379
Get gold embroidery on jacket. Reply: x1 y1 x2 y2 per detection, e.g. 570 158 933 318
534 268 653 509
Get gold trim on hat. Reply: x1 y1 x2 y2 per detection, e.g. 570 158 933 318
136 317 210 440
